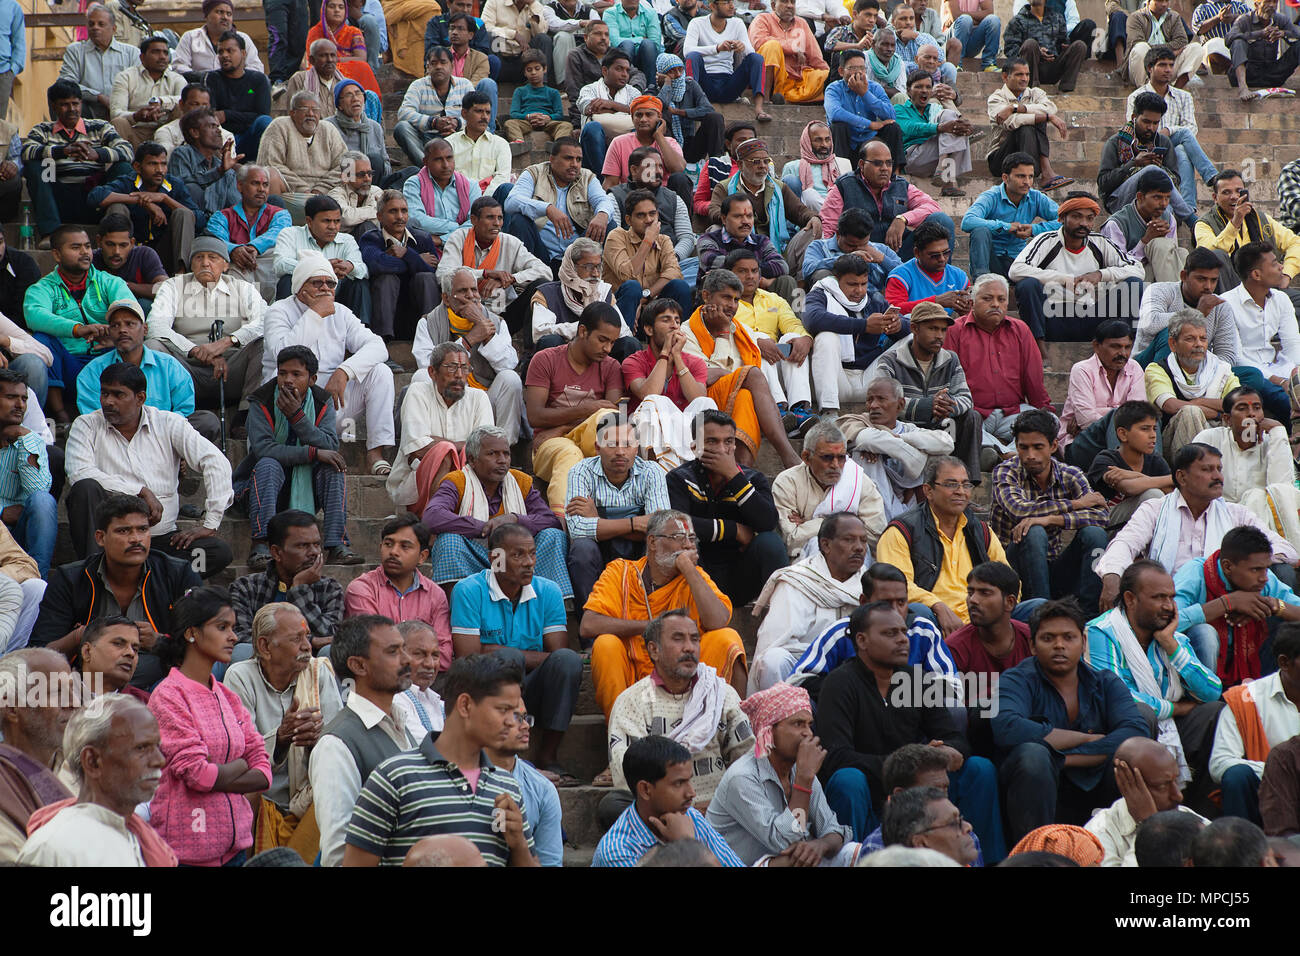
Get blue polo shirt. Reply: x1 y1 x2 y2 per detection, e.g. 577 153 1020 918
960 184 1061 259
75 346 197 417
450 568 565 652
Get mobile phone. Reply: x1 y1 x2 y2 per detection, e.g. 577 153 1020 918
777 342 793 358
1152 146 1167 157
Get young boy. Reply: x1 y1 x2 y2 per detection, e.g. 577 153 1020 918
233 344 361 569
1086 399 1174 532
502 50 573 144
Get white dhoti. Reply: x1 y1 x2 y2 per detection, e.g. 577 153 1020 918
754 329 813 408
901 109 974 181
488 370 525 445
811 331 873 411
339 363 396 450
629 394 719 472
750 644 805 694
1241 483 1300 552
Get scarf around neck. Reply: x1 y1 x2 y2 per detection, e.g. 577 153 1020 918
812 274 873 363
797 121 838 193
868 48 902 88
272 386 318 515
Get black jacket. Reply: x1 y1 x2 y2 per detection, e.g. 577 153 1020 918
31 550 203 649
666 458 779 549
0 249 40 334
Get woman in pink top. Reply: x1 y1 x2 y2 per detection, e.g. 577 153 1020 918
148 587 272 867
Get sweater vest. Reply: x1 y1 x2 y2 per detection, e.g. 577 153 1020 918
831 173 911 242
320 707 407 786
220 204 278 246
887 505 991 593
525 161 595 232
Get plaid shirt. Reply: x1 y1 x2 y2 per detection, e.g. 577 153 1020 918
22 118 133 184
230 565 345 644
1190 0 1249 40
1280 158 1300 233
1127 83 1197 135
565 455 671 538
1004 6 1069 57
989 457 1106 560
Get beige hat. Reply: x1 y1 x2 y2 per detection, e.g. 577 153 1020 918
909 301 954 326
105 297 146 324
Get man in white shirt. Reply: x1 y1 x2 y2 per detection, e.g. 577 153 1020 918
1220 242 1300 414
146 236 266 413
310 614 417 866
393 620 447 743
274 194 371 326
446 91 513 200
1209 624 1300 825
262 252 395 475
109 35 185 148
576 48 643 173
683 0 769 122
16 695 168 867
751 511 868 692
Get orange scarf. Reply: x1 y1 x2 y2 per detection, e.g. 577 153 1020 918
464 234 502 272
1224 683 1272 764
446 308 489 391
688 308 761 369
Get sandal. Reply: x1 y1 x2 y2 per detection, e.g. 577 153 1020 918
1040 175 1074 192
540 764 581 788
370 459 392 476
591 766 614 788
756 110 773 123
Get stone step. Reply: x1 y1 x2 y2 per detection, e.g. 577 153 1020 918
558 785 606 849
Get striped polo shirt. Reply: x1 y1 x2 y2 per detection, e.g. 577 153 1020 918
345 736 535 866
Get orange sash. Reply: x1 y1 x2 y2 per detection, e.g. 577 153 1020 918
688 308 762 370
465 234 502 272
1224 683 1272 764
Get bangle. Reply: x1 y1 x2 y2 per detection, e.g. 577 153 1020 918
792 783 813 795
1222 594 1232 613
677 366 690 376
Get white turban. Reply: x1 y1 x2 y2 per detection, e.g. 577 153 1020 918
292 252 335 295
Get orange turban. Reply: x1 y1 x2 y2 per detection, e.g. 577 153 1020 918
1009 825 1105 866
1057 196 1101 220
629 95 663 115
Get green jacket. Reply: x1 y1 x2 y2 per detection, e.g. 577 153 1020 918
22 266 135 356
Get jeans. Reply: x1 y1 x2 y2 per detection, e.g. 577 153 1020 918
1219 764 1262 825
617 38 660 84
1167 127 1217 212
357 12 382 72
393 120 434 167
687 51 766 103
235 113 273 162
966 226 1018 280
1005 523 1108 609
9 353 48 408
1014 275 1144 341
13 491 57 577
950 14 1001 67
614 278 693 330
579 121 607 175
1183 622 1219 673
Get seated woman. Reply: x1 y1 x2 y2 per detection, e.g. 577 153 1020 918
305 0 381 96
529 238 641 360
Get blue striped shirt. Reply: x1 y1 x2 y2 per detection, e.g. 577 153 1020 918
565 455 671 538
593 804 743 867
0 430 51 509
1087 609 1222 720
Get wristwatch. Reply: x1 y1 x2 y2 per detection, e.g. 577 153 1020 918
641 289 652 298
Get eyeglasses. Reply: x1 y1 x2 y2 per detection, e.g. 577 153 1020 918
352 169 374 178
864 158 895 169
513 713 535 727
438 361 471 373
933 480 975 491
652 532 698 545
919 813 965 834
304 277 337 290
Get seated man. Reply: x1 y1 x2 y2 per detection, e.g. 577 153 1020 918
22 79 134 246
59 6 137 121
146 237 266 417
772 419 886 560
880 786 979 865
682 270 802 469
1008 193 1145 345
446 11 502 123
173 0 264 79
1059 321 1147 468
802 206 901 290
605 609 754 823
607 148 696 277
883 221 971 318
415 268 525 445
962 151 1061 281
1086 400 1173 530
389 342 494 516
327 150 383 237
0 650 76 862
446 92 513 199
992 599 1148 844
1225 0 1300 100
575 49 642 174
566 413 670 610
779 121 852 216
273 195 370 326
750 0 831 105
224 602 343 863
697 195 799 305
257 92 347 222
1096 441 1298 610
483 0 557 84
402 138 482 247
75 298 220 444
1133 247 1241 369
1098 168 1187 285
92 216 168 311
283 40 347 120
1125 0 1205 88
423 424 571 599
437 199 552 332
205 31 274 159
601 0 662 86
167 108 241 223
1192 0 1251 77
819 139 952 259
893 70 973 198
32 493 201 687
592 734 744 866
394 47 475 167
1194 170 1300 310
602 189 694 327
1085 736 1209 866
751 512 867 692
984 59 1072 191
1173 526 1300 687
708 138 820 273
1193 385 1300 550
358 191 440 342
1134 808 1208 866
504 136 615 273
65 361 233 576
1088 559 1223 792
886 4 954 83
666 409 788 605
823 49 903 167
565 20 647 125
525 302 626 515
487 699 563 866
1209 621 1300 826
875 456 1012 635
816 600 1003 856
230 510 345 654
393 621 448 742
582 508 748 721
805 256 900 417
207 165 293 300
683 0 769 124
262 252 394 475
1097 94 1192 224
946 562 1034 728
0 372 57 579
108 35 184 149
1002 0 1088 92
947 274 1054 465
450 524 583 784
1221 242 1300 411
1261 734 1300 836
990 408 1108 606
856 743 986 862
709 681 858 866
1144 309 1239 460
599 95 688 200
1128 46 1218 215
234 346 358 570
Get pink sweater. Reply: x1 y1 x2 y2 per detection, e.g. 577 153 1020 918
148 668 272 866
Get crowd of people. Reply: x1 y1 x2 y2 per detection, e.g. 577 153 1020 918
0 0 1298 869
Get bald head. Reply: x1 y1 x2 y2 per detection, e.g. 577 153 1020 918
1116 737 1183 813
402 835 487 867
0 648 77 764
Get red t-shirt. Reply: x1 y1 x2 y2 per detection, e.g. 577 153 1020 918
621 348 707 412
524 344 623 442
946 620 1033 678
